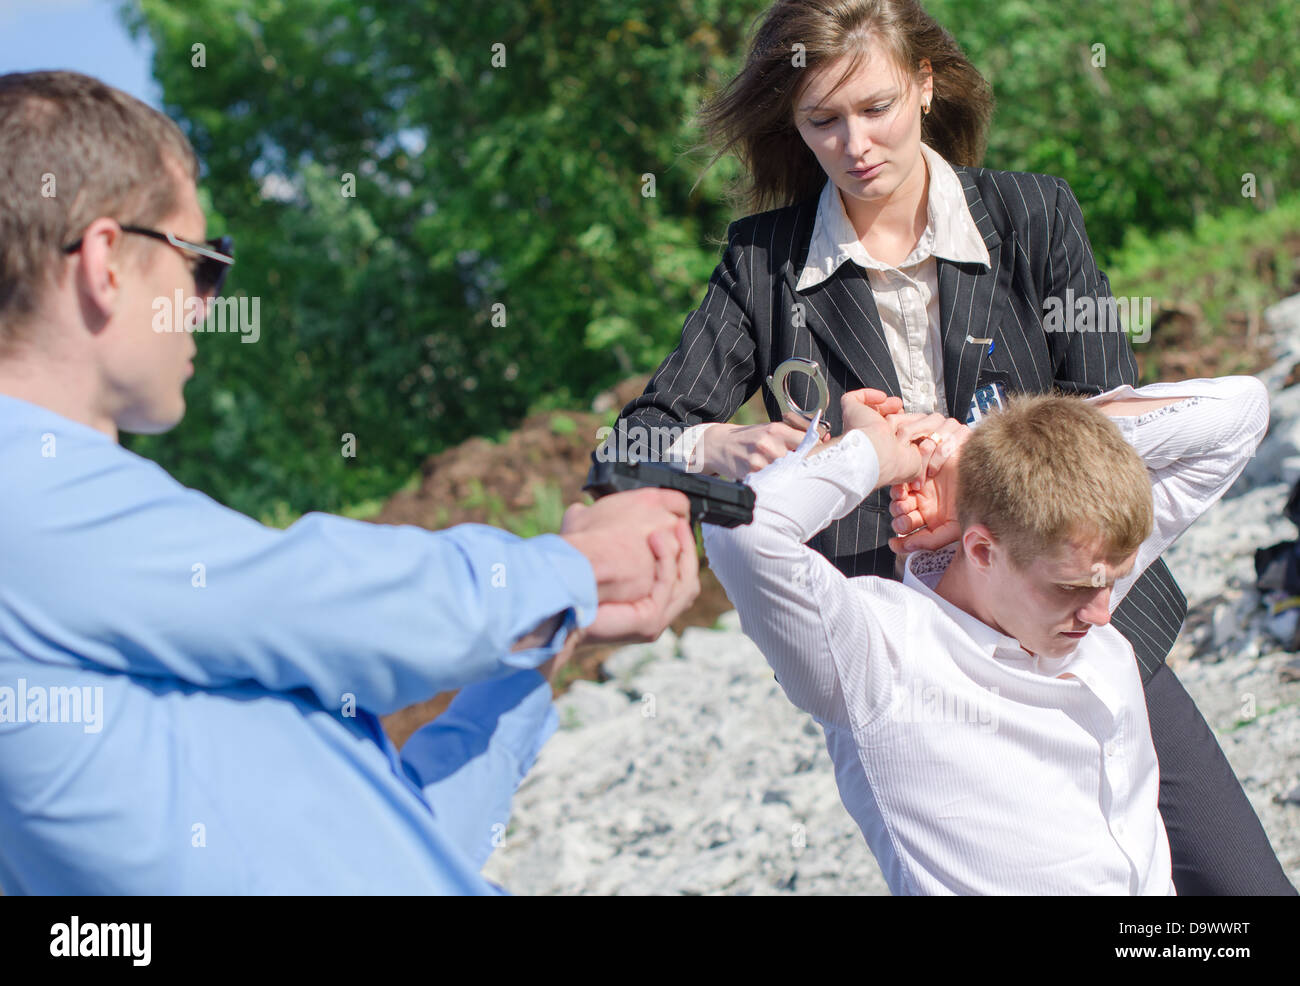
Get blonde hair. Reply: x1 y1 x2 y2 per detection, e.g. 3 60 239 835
957 392 1153 569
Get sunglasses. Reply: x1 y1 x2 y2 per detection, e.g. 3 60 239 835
62 224 235 298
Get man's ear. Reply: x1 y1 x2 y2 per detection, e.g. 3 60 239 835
963 523 996 574
72 218 126 325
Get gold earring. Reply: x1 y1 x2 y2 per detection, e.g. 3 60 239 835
922 101 931 116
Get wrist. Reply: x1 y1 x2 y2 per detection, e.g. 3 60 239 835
861 428 901 487
691 422 733 473
511 612 565 653
805 432 846 458
565 624 588 652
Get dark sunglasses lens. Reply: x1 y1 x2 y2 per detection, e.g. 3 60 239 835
199 236 233 297
195 260 218 297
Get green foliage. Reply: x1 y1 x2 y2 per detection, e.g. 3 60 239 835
503 481 568 539
117 0 1299 518
926 0 1299 265
119 0 756 516
548 414 578 436
1108 190 1300 332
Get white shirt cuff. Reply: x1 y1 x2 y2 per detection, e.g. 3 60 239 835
663 422 719 472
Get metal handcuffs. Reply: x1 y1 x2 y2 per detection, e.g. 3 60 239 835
765 357 832 437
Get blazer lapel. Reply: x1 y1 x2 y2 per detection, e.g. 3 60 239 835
781 204 901 399
938 170 1016 419
783 172 1018 417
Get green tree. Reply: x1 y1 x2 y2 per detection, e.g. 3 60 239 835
120 0 1299 516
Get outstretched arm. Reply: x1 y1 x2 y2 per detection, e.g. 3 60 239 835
2 418 603 716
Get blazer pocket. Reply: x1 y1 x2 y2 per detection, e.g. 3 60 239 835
969 366 1010 393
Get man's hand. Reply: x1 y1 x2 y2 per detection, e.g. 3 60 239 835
580 518 698 643
560 488 699 644
886 419 972 553
834 389 947 488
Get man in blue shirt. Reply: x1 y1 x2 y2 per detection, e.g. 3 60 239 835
0 70 699 894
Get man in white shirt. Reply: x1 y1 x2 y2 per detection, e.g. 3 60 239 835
702 375 1271 894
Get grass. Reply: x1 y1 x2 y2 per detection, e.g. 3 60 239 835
1108 193 1300 315
257 469 422 529
458 478 569 539
1107 191 1300 378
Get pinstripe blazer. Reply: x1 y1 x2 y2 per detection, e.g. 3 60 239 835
591 165 1187 682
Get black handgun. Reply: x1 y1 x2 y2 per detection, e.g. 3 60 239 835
582 460 754 527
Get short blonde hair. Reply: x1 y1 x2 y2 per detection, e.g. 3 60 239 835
956 391 1153 569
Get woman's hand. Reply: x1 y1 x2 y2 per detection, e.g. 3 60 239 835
692 421 810 479
692 401 873 479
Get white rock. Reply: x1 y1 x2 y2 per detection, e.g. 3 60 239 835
555 679 631 729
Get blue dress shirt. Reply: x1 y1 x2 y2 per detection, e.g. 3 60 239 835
0 392 597 893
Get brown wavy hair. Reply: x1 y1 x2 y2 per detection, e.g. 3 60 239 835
693 0 995 215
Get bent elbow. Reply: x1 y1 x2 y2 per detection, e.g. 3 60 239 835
1236 375 1271 448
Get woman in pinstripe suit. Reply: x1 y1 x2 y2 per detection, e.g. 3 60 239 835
591 0 1293 893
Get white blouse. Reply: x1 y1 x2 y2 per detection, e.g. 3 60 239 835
668 141 991 470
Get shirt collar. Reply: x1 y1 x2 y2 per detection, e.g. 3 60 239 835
903 545 1076 677
795 141 991 292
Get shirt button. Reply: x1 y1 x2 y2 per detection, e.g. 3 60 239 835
1104 740 1118 758
1114 821 1126 837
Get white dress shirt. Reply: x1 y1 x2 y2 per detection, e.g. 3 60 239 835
701 375 1269 894
667 142 991 471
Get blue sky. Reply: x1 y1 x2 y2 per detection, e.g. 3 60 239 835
0 0 159 106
